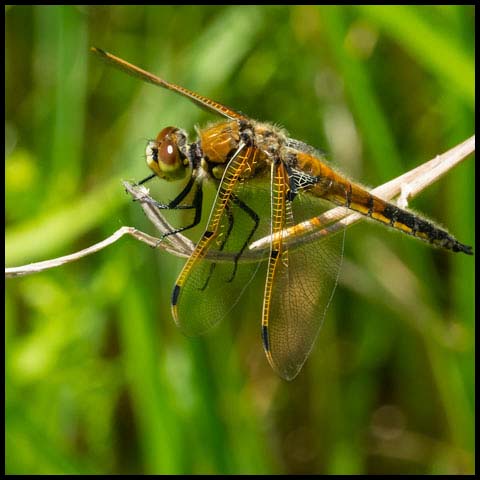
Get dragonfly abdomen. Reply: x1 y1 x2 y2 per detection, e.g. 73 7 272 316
366 193 471 254
291 151 472 255
319 177 472 255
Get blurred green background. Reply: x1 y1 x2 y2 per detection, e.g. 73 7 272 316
5 5 475 475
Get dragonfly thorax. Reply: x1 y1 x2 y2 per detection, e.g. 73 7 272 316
197 119 288 169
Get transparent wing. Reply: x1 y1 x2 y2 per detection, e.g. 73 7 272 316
171 146 271 335
262 162 345 380
91 47 247 121
171 145 345 380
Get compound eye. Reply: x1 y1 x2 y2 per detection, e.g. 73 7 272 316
146 126 187 180
159 137 180 166
156 126 181 167
156 126 178 142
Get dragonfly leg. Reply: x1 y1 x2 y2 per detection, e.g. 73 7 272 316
147 178 204 248
157 183 203 243
199 200 235 291
227 194 260 282
198 193 260 290
167 175 198 208
133 175 199 211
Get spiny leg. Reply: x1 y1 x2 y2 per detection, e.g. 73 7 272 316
159 181 204 240
199 199 235 291
227 194 260 282
139 176 204 245
200 191 261 290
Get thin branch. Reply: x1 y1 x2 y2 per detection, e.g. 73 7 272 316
122 182 267 263
5 227 160 278
5 135 474 279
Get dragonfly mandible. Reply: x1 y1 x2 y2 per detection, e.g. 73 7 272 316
92 48 472 380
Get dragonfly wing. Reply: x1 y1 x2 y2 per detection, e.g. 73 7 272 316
91 48 247 121
171 146 270 336
262 161 345 380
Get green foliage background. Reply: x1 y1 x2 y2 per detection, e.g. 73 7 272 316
5 5 475 474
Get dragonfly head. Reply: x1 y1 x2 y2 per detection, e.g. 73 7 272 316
146 127 189 181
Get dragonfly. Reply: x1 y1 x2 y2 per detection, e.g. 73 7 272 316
92 48 472 380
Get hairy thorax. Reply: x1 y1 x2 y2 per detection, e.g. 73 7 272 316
198 120 289 181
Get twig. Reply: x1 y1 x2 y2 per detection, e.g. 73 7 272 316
122 182 267 263
5 135 474 278
5 227 160 278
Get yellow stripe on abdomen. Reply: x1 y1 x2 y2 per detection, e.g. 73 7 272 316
308 169 472 254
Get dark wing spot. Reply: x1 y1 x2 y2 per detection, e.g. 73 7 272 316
171 284 181 306
262 325 270 352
